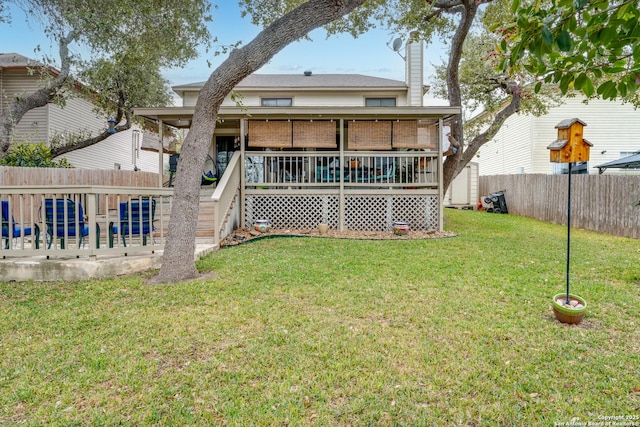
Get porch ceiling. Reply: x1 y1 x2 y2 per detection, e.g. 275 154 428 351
133 106 461 129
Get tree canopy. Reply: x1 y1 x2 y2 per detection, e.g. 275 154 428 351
309 0 559 187
0 0 212 158
496 0 640 106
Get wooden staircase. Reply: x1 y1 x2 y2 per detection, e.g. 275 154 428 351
196 187 216 239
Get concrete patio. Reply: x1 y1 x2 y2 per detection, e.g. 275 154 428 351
0 241 217 282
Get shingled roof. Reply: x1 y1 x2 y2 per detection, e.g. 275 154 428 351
172 73 406 97
236 73 406 88
0 52 43 68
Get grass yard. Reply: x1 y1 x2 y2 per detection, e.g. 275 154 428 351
1 209 639 426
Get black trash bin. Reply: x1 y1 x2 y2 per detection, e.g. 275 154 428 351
484 190 508 214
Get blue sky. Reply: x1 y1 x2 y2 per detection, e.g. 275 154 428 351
0 2 449 103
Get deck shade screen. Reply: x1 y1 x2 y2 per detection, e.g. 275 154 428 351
392 121 438 150
348 121 392 150
293 121 337 148
248 120 292 148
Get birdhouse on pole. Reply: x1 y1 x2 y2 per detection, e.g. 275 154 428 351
547 118 592 163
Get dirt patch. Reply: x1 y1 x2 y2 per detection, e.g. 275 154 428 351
221 227 456 247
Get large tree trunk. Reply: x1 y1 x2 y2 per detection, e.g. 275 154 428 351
442 0 476 192
151 0 367 284
0 32 75 159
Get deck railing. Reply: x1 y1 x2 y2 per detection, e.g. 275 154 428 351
1 186 173 259
240 150 443 232
243 151 439 188
212 151 242 246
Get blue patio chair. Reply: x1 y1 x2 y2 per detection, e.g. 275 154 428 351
1 200 40 250
108 198 156 248
43 198 93 249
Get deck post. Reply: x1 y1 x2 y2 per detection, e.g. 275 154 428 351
438 118 444 232
339 119 345 231
158 120 164 188
86 193 98 259
240 119 246 228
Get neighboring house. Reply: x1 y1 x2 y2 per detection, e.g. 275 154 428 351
0 52 166 172
475 96 640 176
136 41 461 234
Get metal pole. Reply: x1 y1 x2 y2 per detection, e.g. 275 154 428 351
566 162 572 304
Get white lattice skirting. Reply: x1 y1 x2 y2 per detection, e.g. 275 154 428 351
245 194 439 231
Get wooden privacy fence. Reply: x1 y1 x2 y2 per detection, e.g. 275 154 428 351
480 174 640 239
0 166 158 187
0 166 160 216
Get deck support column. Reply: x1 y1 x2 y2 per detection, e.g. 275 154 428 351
438 118 444 232
86 193 98 259
240 119 246 228
158 120 164 188
339 118 345 231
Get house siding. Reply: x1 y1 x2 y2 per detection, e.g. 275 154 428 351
286 92 407 107
182 90 409 108
477 96 640 175
181 91 200 107
1 71 49 143
405 41 424 106
2 67 165 172
58 125 164 172
48 95 105 137
477 114 534 176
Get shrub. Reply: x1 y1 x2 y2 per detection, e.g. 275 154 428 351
0 142 73 168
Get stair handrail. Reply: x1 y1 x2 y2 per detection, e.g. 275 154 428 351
211 151 242 246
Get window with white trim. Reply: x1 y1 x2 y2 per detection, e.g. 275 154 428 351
365 97 396 107
261 98 292 107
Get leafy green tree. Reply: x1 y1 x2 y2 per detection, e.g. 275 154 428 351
0 0 211 158
153 0 367 283
310 0 560 189
0 142 73 167
159 0 560 283
497 0 640 106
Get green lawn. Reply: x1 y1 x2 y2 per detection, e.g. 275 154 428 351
1 209 639 426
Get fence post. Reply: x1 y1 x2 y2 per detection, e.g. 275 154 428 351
86 193 98 259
